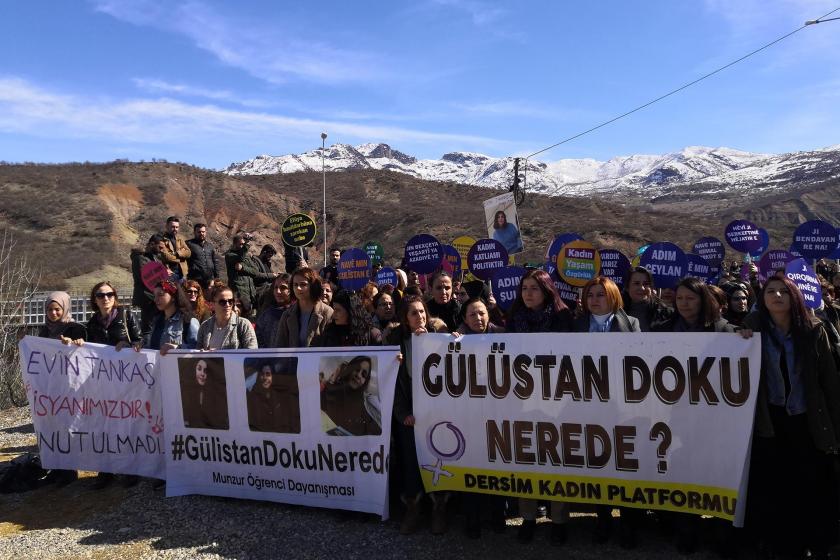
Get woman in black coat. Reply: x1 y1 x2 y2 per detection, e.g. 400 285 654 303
38 291 86 486
83 281 142 488
743 276 840 559
506 269 573 545
85 282 142 350
621 266 673 332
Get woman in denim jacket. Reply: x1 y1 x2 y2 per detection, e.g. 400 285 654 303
144 280 199 355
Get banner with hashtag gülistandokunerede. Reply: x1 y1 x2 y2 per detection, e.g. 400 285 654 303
412 333 762 525
19 336 166 478
160 346 400 518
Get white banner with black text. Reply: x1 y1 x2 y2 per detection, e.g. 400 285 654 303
412 333 760 524
160 346 399 518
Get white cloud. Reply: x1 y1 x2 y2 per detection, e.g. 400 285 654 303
0 77 512 155
452 101 600 121
92 0 390 85
131 78 272 107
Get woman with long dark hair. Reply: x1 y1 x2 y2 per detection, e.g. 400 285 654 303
384 295 448 536
255 273 292 348
83 281 142 489
145 280 199 354
573 276 641 548
271 267 333 348
743 276 840 558
506 269 572 545
653 277 735 334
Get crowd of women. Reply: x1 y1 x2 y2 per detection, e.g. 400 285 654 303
33 242 840 559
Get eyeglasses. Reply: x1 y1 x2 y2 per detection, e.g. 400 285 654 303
377 301 393 308
185 289 199 295
216 298 235 306
95 292 115 299
731 296 748 301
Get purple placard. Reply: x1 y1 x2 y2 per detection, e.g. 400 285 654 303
785 258 822 309
375 267 397 288
692 236 725 266
740 263 753 282
749 229 770 258
685 253 713 282
829 227 840 259
725 219 763 254
441 245 462 276
551 274 579 311
708 265 722 285
491 266 527 312
639 242 688 289
791 220 838 260
598 249 630 287
403 234 443 274
758 250 795 284
545 232 583 260
467 239 508 281
337 248 371 291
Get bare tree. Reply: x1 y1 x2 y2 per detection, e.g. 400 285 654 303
0 230 40 408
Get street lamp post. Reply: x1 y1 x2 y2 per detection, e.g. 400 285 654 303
321 132 328 269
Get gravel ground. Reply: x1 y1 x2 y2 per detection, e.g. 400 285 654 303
0 406 734 560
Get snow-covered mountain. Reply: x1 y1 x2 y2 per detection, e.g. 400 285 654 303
225 143 840 199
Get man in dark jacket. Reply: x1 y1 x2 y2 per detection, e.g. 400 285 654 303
130 233 166 336
187 223 219 288
283 241 309 274
225 235 277 316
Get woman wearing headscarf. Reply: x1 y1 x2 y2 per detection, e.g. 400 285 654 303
573 276 641 548
321 290 382 347
506 269 573 545
38 291 86 486
39 291 86 345
743 276 840 559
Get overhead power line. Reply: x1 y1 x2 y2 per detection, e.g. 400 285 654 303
525 6 840 160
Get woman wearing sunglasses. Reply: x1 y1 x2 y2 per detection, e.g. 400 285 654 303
182 279 212 322
83 281 142 489
85 282 141 351
196 283 258 350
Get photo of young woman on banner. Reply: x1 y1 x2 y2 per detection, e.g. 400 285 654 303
483 192 524 255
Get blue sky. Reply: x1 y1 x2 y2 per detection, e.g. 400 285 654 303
1 0 839 168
